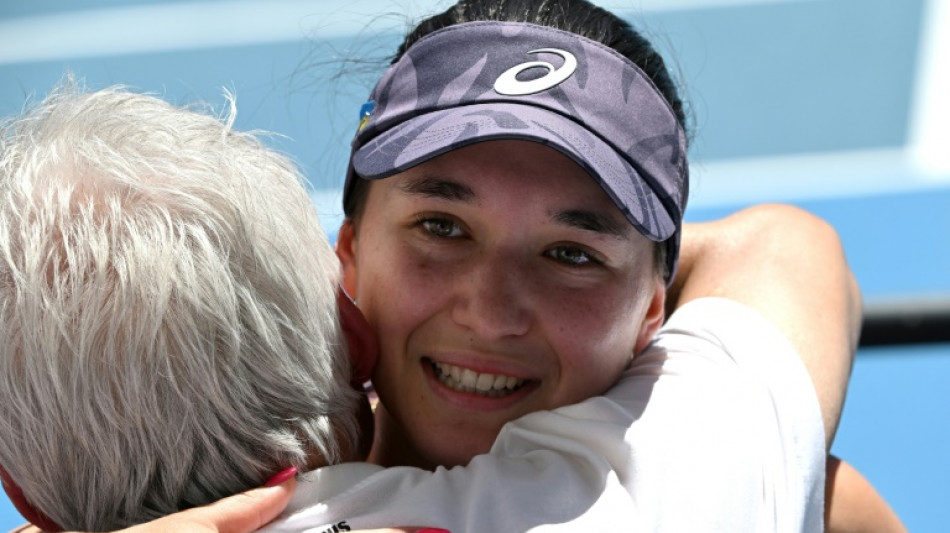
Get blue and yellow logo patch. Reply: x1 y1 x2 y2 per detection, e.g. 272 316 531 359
358 101 375 132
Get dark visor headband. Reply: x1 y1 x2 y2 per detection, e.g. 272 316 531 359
344 21 688 279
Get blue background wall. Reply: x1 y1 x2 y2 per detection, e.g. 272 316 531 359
1 1 947 530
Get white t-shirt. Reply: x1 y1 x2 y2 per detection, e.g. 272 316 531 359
262 298 826 532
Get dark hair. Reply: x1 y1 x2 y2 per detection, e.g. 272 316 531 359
345 0 685 278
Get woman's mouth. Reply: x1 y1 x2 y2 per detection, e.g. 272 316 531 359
429 359 529 398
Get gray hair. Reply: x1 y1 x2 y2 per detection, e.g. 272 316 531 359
0 83 359 530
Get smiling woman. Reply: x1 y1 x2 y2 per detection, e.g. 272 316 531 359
339 140 665 468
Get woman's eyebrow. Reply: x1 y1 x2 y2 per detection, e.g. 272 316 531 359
398 176 475 202
553 209 629 240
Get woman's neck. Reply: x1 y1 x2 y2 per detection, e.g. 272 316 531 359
368 403 437 470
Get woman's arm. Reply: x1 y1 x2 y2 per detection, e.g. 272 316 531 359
10 474 444 533
668 206 905 533
667 204 861 448
826 456 908 533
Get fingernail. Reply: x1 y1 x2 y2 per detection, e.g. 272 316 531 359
264 466 297 487
417 529 452 533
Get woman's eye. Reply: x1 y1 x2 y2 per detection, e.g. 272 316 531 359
546 246 599 266
419 217 463 238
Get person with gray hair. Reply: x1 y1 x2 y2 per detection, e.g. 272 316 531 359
0 84 376 531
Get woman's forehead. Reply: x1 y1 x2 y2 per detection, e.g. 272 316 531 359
397 141 610 196
372 141 640 241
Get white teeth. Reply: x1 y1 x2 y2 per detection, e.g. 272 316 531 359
431 360 527 397
492 374 508 390
460 368 478 388
475 373 494 392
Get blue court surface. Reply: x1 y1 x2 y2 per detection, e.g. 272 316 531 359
1 1 947 530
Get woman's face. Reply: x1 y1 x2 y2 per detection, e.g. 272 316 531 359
338 140 665 467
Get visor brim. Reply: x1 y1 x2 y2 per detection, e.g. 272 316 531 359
351 102 676 242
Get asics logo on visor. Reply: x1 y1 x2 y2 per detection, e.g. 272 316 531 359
493 48 577 96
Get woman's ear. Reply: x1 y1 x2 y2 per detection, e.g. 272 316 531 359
634 278 667 355
336 219 359 300
337 288 378 387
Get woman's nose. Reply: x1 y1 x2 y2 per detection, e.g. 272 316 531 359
449 253 532 340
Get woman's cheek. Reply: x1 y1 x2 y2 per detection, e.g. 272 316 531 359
364 251 449 348
547 289 640 384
